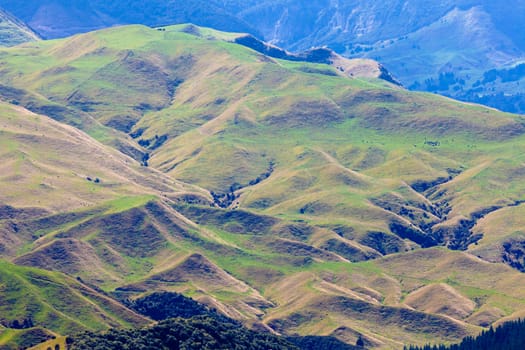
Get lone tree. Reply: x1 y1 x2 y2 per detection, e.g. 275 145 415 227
356 335 365 347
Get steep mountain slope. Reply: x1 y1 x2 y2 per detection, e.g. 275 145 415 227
230 1 523 54
0 7 39 46
0 96 208 346
233 1 525 113
2 24 525 349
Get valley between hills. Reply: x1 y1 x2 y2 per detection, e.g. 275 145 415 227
1 24 525 349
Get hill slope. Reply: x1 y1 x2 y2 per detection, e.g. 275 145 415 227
1 24 525 349
0 260 149 349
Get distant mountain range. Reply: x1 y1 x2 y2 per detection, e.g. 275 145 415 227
1 0 523 113
0 7 39 46
0 1 258 39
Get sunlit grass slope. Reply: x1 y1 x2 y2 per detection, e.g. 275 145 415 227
0 100 204 212
1 24 524 259
1 24 525 349
0 260 149 349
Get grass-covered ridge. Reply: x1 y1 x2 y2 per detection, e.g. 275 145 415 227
1 24 525 349
0 260 149 349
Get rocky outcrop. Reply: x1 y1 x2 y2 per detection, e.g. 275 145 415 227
234 34 401 84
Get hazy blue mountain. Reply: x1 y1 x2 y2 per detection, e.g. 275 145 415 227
0 7 39 46
0 1 259 39
1 0 524 112
232 1 525 113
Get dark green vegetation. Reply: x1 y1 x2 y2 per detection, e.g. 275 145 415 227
1 23 525 349
69 316 297 350
114 291 359 350
288 336 362 350
124 291 212 321
1 1 524 113
405 319 525 350
69 317 361 350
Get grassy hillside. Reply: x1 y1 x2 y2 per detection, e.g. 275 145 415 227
7 23 518 262
0 98 207 213
0 260 149 349
1 24 525 349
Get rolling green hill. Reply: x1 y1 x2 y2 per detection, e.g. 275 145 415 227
1 24 525 349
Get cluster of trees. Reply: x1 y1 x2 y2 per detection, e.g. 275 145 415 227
69 292 361 349
2 317 34 329
409 67 525 114
288 336 363 350
464 92 525 115
420 72 465 92
123 291 214 321
482 64 525 84
405 319 525 350
68 316 297 350
211 161 275 209
211 190 239 208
